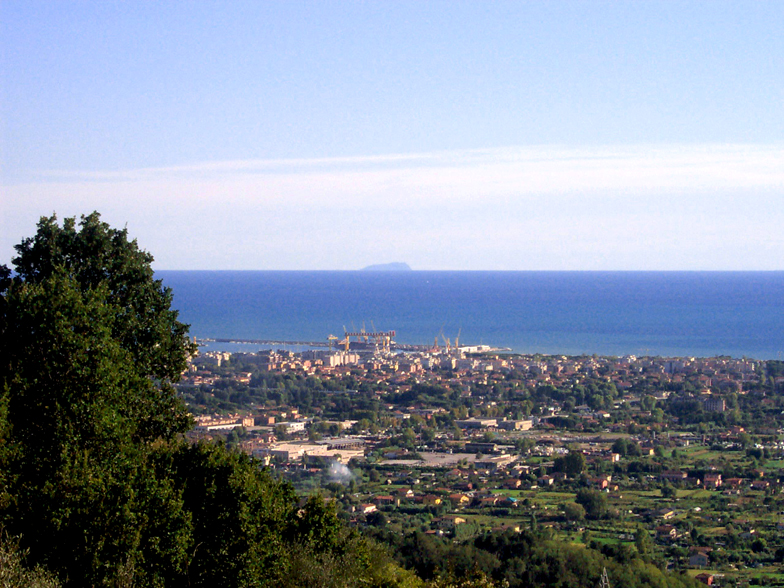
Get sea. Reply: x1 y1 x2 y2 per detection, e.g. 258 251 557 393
156 271 784 361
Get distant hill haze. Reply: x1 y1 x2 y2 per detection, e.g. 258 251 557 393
361 262 412 272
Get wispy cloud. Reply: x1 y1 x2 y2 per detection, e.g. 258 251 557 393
31 143 784 193
3 144 784 270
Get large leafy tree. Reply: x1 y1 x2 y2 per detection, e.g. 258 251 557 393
0 213 198 583
0 213 196 462
0 213 413 587
9 212 194 383
2 213 195 444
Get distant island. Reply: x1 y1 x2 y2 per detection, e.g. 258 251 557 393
361 262 412 271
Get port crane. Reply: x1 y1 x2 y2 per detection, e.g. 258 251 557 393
341 325 396 353
438 327 462 356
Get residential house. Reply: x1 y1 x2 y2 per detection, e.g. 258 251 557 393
689 551 710 567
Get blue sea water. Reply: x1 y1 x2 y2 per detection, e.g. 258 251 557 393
156 271 784 360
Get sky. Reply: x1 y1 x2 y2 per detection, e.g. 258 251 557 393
2 1 783 270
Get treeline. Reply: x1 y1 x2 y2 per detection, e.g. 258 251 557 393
367 527 700 588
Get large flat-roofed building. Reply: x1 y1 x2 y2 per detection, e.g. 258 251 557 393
317 438 365 451
257 440 365 463
497 419 533 431
455 418 497 429
475 454 516 470
277 421 306 434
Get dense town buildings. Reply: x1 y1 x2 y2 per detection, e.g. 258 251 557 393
179 345 784 583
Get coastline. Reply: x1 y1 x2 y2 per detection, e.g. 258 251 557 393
158 271 784 361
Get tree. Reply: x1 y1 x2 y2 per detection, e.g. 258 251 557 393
554 450 586 476
635 525 654 559
0 214 194 453
9 213 195 382
575 489 608 519
0 214 414 587
563 502 586 522
641 395 656 411
367 510 388 527
612 438 630 456
0 214 200 584
158 440 297 587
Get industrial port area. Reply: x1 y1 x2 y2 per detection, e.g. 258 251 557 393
197 326 506 355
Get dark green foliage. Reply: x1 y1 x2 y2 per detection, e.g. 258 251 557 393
152 441 294 586
562 502 586 521
0 213 413 587
553 450 586 475
376 528 700 588
0 214 199 584
392 531 500 582
635 524 654 560
612 438 642 457
0 272 193 583
9 212 195 381
575 488 609 519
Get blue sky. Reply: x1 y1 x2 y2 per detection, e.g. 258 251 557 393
2 1 783 269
